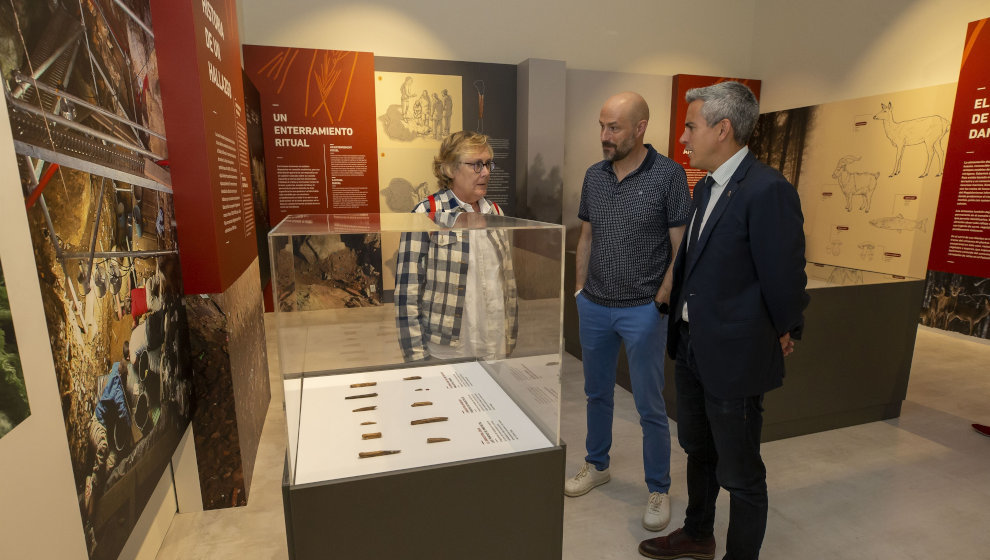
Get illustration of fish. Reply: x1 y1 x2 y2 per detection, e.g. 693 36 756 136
869 214 928 233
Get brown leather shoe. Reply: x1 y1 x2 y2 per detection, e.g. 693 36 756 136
975 424 990 438
638 527 716 559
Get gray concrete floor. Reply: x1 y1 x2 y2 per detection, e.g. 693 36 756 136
157 325 990 559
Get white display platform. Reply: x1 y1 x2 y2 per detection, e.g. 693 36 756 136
288 362 553 485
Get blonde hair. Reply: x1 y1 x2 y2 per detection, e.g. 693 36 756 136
432 131 492 189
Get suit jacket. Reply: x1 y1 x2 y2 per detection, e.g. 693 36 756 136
668 151 809 398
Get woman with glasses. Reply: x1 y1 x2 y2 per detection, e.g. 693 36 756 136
395 131 518 362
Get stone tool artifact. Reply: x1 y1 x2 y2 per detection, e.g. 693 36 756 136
352 406 377 412
358 450 400 458
411 416 448 425
345 393 378 400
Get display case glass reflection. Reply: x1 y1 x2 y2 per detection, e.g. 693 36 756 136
806 261 922 289
269 213 564 485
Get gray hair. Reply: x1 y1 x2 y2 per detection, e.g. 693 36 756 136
685 82 759 145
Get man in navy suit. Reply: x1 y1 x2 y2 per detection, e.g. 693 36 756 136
639 82 809 560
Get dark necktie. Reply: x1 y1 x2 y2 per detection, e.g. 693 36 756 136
689 176 714 252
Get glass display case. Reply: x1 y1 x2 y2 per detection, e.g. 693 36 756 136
269 212 565 560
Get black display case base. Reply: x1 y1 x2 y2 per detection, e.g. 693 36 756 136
566 251 925 443
662 279 925 442
283 445 565 560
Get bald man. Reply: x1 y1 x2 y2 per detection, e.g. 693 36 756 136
566 92 691 531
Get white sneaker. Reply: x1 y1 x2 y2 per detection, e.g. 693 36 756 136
563 462 610 497
643 491 671 531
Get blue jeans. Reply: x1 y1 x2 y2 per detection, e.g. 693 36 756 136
675 322 767 560
576 294 671 493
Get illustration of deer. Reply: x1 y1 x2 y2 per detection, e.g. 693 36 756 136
945 297 990 336
832 155 880 212
921 286 944 326
935 285 963 329
873 102 949 178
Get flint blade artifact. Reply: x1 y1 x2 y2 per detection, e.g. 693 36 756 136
362 432 382 440
359 450 401 459
350 382 377 388
411 416 448 425
427 437 450 443
352 405 377 412
403 376 422 380
360 421 377 426
411 401 433 407
345 392 378 400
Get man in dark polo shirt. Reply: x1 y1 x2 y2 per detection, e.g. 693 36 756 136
566 91 691 532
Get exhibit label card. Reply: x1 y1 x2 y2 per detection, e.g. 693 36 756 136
242 46 381 223
151 0 258 294
928 18 990 279
290 362 552 485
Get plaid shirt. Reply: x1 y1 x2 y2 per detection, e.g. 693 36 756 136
395 189 518 361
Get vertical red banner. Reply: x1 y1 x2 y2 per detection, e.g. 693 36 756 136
668 75 762 189
242 46 380 225
151 0 257 294
928 18 990 278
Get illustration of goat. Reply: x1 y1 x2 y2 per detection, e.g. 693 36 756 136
873 102 949 178
832 155 880 212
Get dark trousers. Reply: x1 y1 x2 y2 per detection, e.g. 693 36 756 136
675 321 767 560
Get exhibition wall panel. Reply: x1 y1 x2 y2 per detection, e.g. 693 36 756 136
0 90 87 560
242 46 381 222
517 58 566 226
373 56 517 216
154 1 273 516
184 259 271 509
929 17 990 280
152 0 260 295
1 2 271 558
0 2 196 558
921 17 990 341
750 83 956 280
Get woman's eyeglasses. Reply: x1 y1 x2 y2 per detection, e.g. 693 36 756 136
460 160 495 173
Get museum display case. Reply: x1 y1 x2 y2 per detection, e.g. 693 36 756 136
763 262 925 439
657 261 926 441
268 212 566 560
